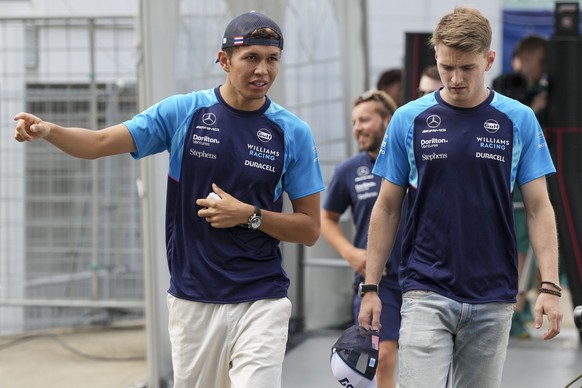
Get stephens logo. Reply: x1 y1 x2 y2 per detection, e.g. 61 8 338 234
484 119 500 133
189 149 217 159
257 128 272 142
421 152 448 161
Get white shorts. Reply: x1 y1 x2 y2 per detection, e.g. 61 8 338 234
167 294 292 388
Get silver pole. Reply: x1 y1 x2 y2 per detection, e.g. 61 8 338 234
136 2 160 385
137 0 178 385
89 18 100 300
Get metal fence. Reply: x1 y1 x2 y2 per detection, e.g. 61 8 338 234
0 16 143 334
0 0 365 338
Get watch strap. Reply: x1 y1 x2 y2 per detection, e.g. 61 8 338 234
359 282 380 297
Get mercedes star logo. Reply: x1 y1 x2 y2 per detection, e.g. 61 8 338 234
202 112 216 126
357 166 370 177
426 115 441 128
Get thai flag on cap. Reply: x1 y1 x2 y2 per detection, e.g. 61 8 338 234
234 36 244 45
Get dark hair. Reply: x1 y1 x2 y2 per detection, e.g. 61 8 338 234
513 34 547 58
421 65 440 81
223 27 281 59
376 69 402 91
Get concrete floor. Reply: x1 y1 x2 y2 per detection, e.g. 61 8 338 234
282 327 582 388
0 323 148 388
0 294 579 388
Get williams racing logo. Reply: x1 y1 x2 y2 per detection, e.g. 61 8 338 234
245 143 279 174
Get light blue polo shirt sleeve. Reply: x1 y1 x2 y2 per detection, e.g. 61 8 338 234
373 109 413 188
267 104 325 200
124 90 216 159
514 109 556 187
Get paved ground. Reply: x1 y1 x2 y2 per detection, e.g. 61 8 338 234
0 291 579 388
0 323 148 388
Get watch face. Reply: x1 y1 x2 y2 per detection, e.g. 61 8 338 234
250 216 262 230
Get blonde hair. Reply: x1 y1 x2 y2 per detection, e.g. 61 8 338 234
353 90 398 119
430 6 492 54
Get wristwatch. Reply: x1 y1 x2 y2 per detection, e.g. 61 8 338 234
358 282 380 297
247 206 262 230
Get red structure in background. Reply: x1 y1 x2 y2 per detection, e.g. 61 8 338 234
547 3 582 340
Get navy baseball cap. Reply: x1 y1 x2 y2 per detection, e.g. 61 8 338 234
330 325 379 388
220 11 284 50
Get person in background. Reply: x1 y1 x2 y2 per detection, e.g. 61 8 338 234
322 90 401 388
492 34 549 339
12 11 324 388
417 64 444 97
376 68 403 106
359 6 562 387
493 34 548 124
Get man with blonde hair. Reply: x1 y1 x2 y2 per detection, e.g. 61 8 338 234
359 7 562 387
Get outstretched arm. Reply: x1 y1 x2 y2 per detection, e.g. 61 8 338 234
13 112 136 159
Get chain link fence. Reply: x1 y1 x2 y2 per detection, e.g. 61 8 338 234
0 16 143 334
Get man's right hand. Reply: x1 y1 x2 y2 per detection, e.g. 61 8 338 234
13 112 52 142
344 246 367 277
358 292 382 332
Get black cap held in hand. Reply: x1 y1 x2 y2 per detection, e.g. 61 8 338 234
330 325 379 387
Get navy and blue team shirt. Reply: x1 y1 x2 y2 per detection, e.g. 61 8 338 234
323 152 403 290
124 87 324 304
373 89 555 304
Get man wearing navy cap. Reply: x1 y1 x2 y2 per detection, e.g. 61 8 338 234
13 11 324 388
